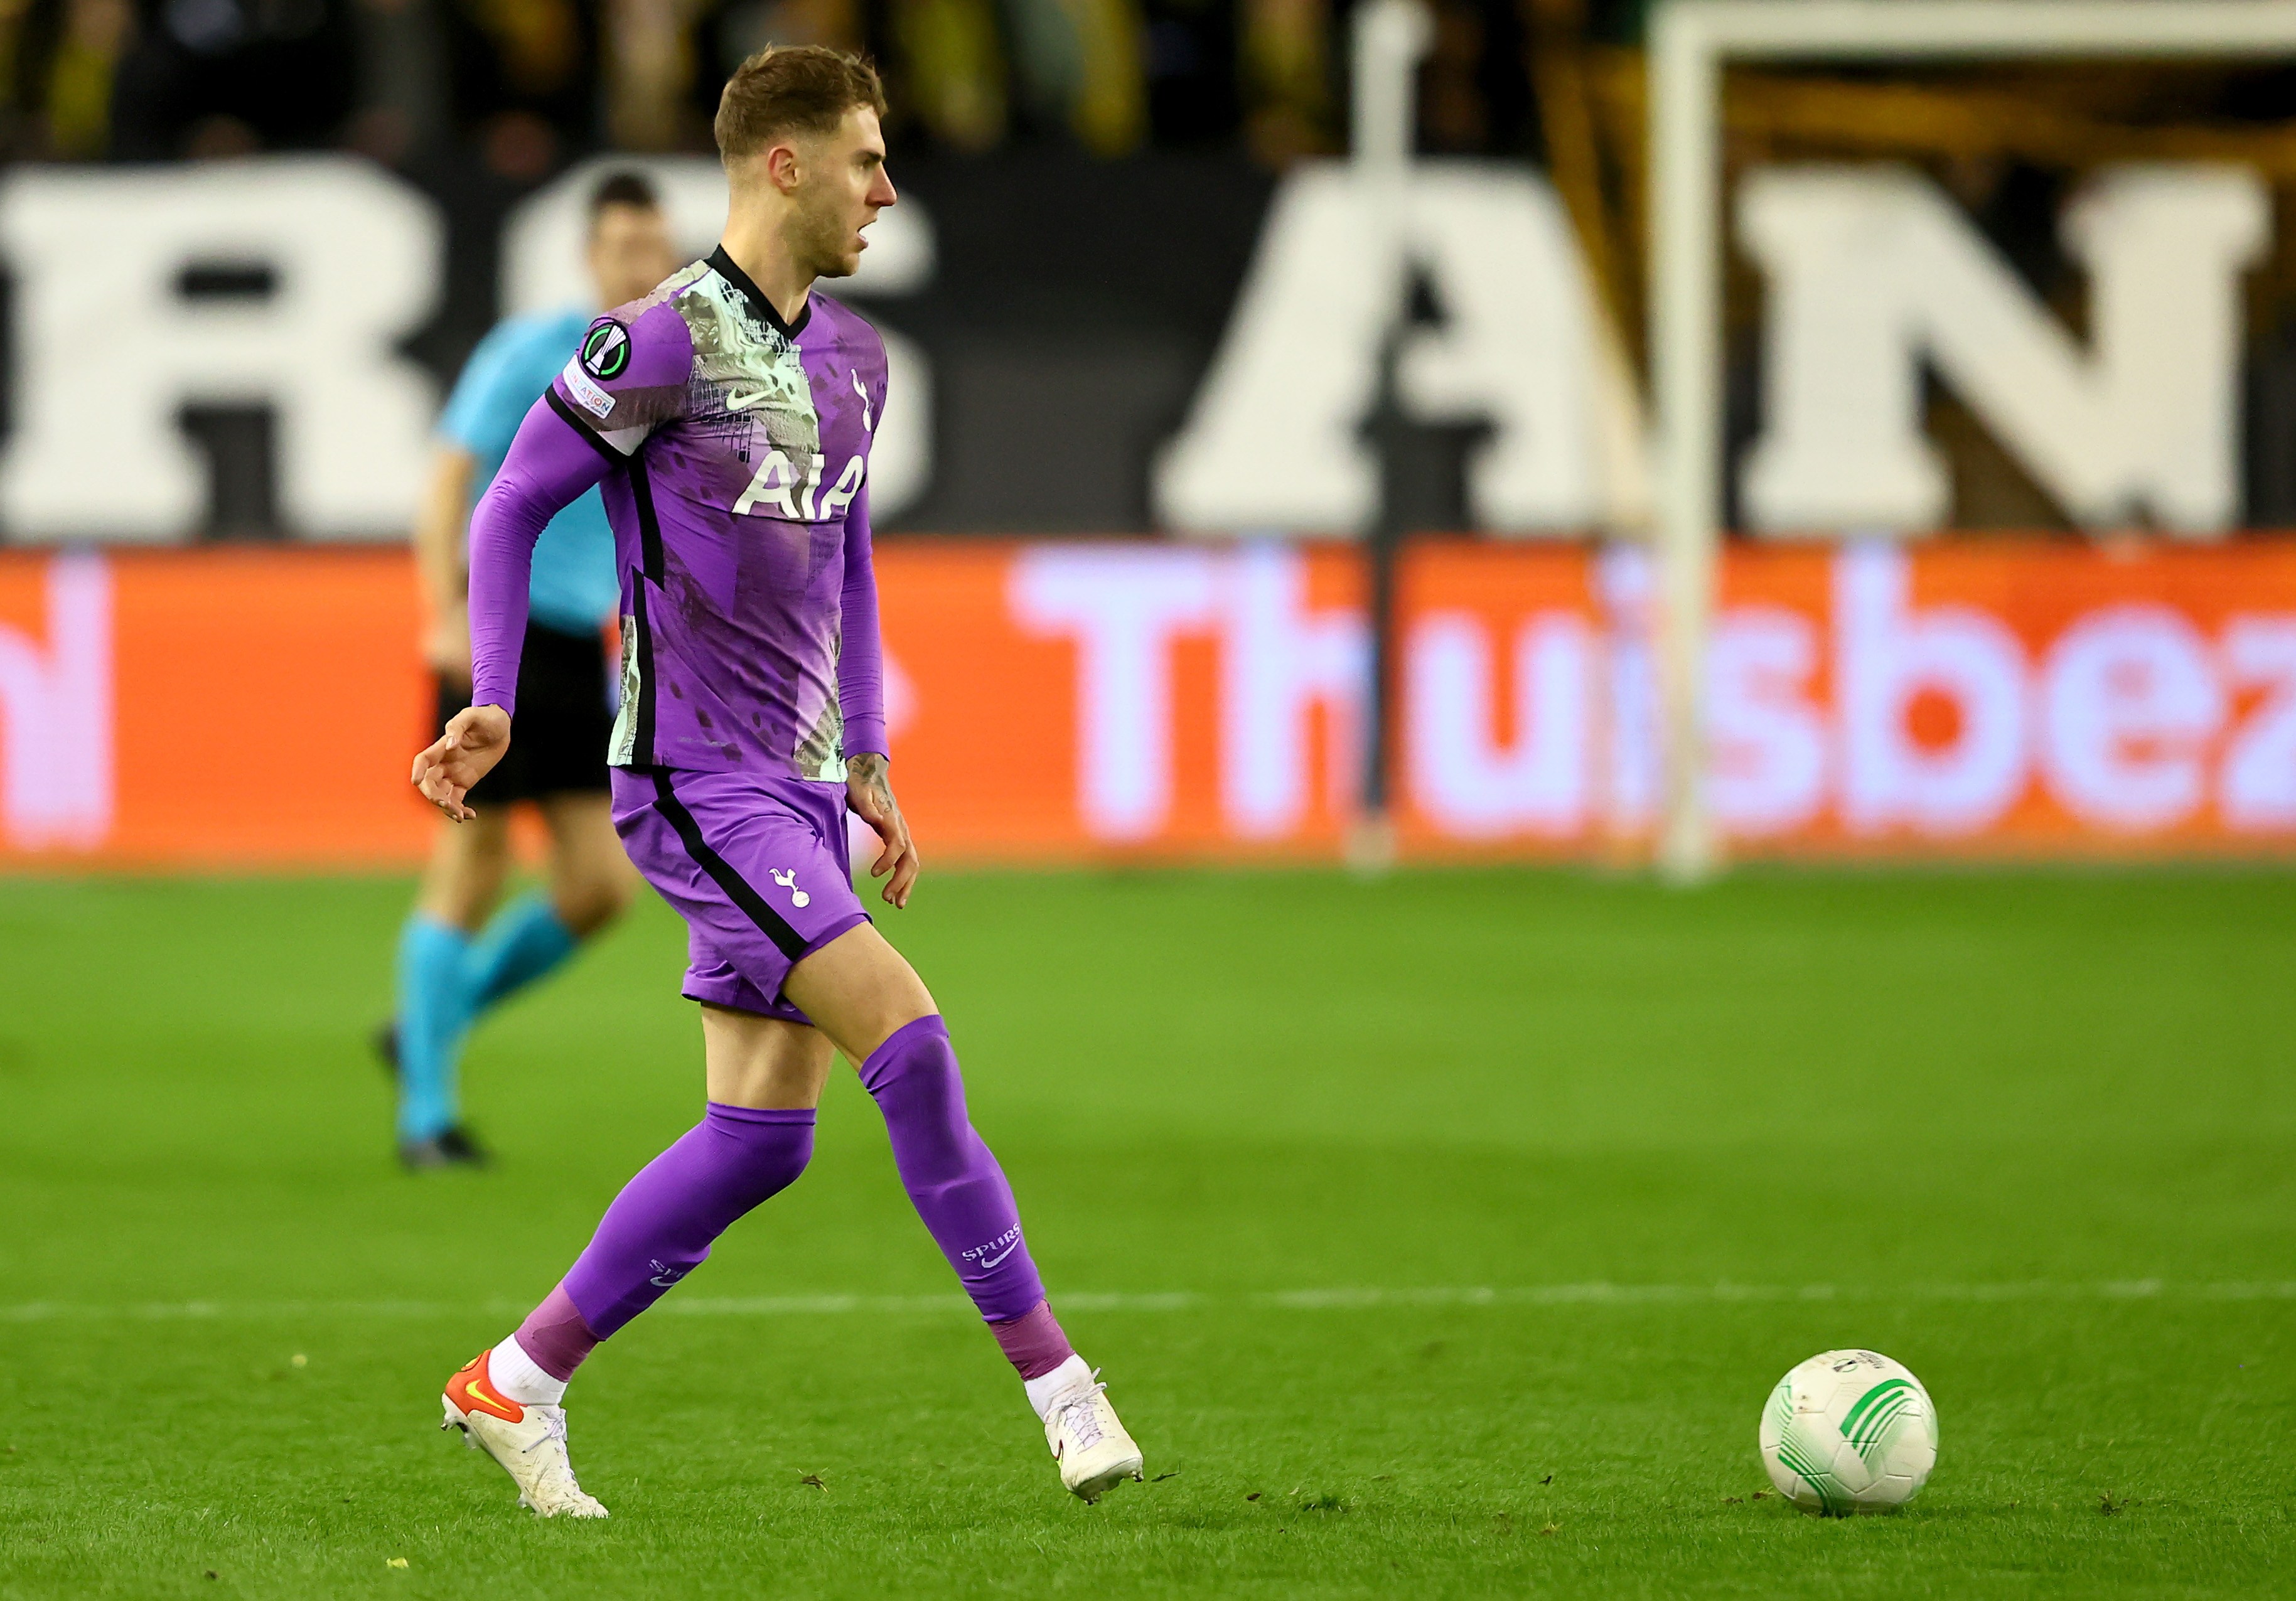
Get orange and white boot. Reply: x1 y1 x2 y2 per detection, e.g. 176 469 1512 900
440 1349 608 1518
1039 1364 1144 1504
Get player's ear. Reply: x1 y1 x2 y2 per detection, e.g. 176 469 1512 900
764 138 806 194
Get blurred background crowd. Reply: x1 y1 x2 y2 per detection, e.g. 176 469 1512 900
0 0 1649 173
11 0 2296 540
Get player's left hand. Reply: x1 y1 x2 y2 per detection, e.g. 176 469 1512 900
412 704 511 823
845 752 920 909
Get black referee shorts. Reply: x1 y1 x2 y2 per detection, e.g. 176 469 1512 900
435 620 613 803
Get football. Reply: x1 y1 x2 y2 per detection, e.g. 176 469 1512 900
1759 1350 1938 1515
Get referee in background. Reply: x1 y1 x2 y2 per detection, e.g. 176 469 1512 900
380 172 678 1169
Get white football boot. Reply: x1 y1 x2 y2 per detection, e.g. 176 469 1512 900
1044 1370 1144 1504
440 1349 609 1519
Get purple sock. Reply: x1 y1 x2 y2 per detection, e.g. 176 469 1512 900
514 1283 598 1382
990 1300 1076 1379
859 1015 1048 1324
555 1102 815 1341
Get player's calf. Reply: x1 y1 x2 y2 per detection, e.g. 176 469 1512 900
435 1105 815 1513
858 1019 1149 1501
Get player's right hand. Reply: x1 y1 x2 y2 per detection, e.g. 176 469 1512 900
412 705 512 823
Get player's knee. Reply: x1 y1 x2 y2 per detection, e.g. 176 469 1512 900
858 1017 982 1180
732 1130 812 1206
855 1014 957 1100
700 1105 815 1212
554 870 633 938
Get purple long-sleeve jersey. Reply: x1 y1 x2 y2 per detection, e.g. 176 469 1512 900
466 247 889 781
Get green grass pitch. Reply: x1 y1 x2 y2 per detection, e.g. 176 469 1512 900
1 864 2292 1598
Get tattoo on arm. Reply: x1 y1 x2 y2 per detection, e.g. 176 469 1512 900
849 751 894 806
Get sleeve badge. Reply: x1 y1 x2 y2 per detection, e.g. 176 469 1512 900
580 319 632 382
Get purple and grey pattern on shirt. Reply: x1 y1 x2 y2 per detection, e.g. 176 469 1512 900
469 246 889 783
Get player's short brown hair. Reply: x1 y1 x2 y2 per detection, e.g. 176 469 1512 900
714 46 888 161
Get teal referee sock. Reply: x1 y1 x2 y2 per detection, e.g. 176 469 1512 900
464 892 578 1014
395 914 473 1142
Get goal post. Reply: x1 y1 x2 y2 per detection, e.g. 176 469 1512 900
1646 0 2296 881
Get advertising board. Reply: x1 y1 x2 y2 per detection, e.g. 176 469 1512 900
3 539 2292 868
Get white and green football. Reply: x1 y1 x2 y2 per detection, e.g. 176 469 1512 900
1759 1349 1938 1515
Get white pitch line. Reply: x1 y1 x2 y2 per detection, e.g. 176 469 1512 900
2 1282 2290 1324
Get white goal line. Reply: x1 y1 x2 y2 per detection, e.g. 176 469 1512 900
3 1280 2290 1323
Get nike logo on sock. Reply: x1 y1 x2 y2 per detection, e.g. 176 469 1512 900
964 1226 1023 1271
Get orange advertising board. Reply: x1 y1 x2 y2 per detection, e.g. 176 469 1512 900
1713 540 2296 855
2 538 2293 869
0 547 432 867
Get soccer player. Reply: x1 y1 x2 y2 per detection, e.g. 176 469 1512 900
385 173 679 1169
410 47 1145 1516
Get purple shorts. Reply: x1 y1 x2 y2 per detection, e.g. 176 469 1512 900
609 766 871 1025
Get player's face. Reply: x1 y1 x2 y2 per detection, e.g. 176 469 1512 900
792 107 896 281
587 204 679 309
